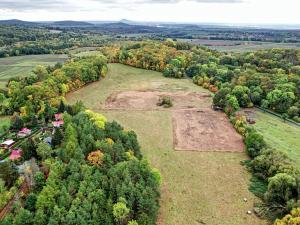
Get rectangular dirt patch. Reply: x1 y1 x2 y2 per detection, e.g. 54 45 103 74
173 109 244 152
105 91 211 111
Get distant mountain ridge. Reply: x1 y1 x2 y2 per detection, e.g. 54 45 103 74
51 20 94 27
0 19 39 26
0 19 299 30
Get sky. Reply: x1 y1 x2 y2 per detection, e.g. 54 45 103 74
0 0 299 25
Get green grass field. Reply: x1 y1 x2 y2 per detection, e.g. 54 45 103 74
0 54 68 88
181 39 300 52
252 110 300 168
0 116 10 134
67 64 266 225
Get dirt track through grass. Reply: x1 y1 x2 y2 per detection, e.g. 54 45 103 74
67 63 267 225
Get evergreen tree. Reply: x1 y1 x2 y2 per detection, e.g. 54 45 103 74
52 128 63 147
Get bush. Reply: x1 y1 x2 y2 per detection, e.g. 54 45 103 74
245 131 266 158
265 173 297 205
157 96 173 108
274 208 300 225
250 150 298 179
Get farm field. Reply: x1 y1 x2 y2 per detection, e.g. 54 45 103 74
181 39 300 52
67 63 266 225
0 54 68 88
243 109 300 168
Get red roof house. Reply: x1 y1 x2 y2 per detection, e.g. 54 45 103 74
54 113 63 121
9 149 22 161
17 128 32 138
52 120 64 127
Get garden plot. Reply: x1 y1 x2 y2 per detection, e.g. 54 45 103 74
173 109 244 152
105 90 211 110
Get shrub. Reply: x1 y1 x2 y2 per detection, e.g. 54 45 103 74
287 106 299 118
250 150 298 179
245 131 266 158
213 87 231 108
274 208 300 225
265 173 297 206
113 202 130 223
224 95 239 116
157 96 173 108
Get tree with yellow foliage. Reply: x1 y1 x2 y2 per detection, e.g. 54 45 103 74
274 208 300 225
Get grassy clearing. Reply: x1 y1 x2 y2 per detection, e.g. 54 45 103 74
74 50 103 57
0 116 10 134
252 110 300 168
181 39 300 52
0 54 68 88
212 42 300 52
67 63 266 225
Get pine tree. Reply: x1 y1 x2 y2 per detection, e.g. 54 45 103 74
52 128 63 147
58 100 66 113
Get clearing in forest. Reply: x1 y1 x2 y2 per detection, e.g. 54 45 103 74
0 54 68 88
67 63 266 225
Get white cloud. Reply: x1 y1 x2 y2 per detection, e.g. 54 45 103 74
0 0 299 25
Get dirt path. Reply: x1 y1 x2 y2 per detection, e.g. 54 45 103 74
0 181 28 220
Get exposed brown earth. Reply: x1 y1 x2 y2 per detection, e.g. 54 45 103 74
105 90 244 152
173 109 245 152
105 90 211 110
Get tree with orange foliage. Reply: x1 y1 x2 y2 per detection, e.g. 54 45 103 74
87 150 104 166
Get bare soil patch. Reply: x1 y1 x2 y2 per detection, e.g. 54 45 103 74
173 109 245 152
105 90 211 110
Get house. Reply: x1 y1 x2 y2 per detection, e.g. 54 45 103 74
1 139 15 149
52 120 64 127
54 113 63 121
9 149 22 161
17 128 32 138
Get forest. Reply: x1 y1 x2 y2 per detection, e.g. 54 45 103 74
0 21 299 225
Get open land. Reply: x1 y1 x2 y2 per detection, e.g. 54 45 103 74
240 108 300 168
67 63 267 225
0 54 68 88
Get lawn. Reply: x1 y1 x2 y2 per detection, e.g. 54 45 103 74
252 110 300 168
0 54 68 88
67 63 266 225
0 116 10 134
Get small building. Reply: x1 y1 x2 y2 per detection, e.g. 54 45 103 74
9 149 22 161
1 139 15 149
54 113 63 121
52 120 64 128
17 128 32 138
44 136 52 145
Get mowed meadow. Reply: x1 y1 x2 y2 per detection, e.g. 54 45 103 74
0 54 68 88
251 110 300 168
67 63 267 225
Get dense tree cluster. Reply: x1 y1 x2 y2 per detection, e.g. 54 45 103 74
1 110 160 225
0 25 111 58
0 56 108 120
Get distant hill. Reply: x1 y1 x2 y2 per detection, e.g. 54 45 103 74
0 19 40 26
51 20 94 27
